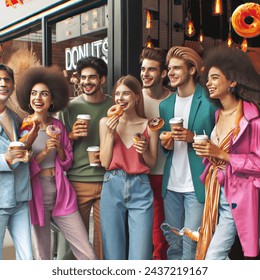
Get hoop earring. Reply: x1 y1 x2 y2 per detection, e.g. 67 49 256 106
49 104 54 111
28 104 32 109
228 87 236 94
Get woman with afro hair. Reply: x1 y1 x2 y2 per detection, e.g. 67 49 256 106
193 46 260 260
16 66 96 260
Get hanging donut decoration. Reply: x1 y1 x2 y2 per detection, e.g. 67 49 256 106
231 2 260 38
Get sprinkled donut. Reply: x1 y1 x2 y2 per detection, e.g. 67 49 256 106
46 125 61 139
148 117 165 131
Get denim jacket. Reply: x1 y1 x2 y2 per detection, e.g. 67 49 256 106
0 109 31 208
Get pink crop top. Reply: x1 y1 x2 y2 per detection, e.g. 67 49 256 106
107 128 150 174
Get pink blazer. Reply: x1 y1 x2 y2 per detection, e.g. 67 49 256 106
29 118 78 226
200 101 260 257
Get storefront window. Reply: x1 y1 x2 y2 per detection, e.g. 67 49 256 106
50 5 108 96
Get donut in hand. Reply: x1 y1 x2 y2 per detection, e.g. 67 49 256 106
107 105 124 118
19 115 39 143
148 117 165 131
133 133 146 143
159 131 172 141
46 125 61 139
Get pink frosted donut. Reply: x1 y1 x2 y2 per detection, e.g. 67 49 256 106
46 125 61 139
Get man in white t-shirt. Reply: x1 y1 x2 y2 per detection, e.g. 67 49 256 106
159 46 216 260
140 48 172 260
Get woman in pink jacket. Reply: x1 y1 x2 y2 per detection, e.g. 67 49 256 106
16 66 95 260
193 46 260 260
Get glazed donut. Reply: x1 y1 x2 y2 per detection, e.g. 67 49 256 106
148 117 165 131
107 104 124 118
20 115 38 130
159 131 172 141
231 2 260 38
133 133 146 143
19 115 39 143
46 125 61 139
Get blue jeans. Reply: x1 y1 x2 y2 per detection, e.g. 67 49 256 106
205 186 237 260
100 170 153 260
0 202 33 260
162 190 204 260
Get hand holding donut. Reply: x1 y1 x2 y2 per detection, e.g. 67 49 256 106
105 115 120 135
107 105 124 118
160 131 174 150
133 133 148 154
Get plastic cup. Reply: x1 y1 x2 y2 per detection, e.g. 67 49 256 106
87 146 100 166
169 117 183 130
193 135 209 143
77 114 91 136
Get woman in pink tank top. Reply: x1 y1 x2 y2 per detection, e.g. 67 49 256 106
99 75 158 259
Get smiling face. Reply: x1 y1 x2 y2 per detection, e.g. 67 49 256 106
80 67 105 96
206 67 233 101
0 70 14 105
114 84 138 112
167 57 194 88
140 59 166 89
30 83 52 115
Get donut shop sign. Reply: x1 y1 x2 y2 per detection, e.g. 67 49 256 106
65 37 108 71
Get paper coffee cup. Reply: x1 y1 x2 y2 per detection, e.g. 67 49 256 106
169 117 183 130
87 146 100 166
77 114 91 136
193 135 209 143
8 141 29 163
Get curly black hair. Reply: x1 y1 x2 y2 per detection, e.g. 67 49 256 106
76 56 107 78
16 66 70 114
202 46 260 110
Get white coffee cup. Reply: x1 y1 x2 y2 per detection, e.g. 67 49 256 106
169 117 183 130
77 114 91 136
87 146 100 166
193 135 209 143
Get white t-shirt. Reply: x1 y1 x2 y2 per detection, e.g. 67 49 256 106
167 94 194 192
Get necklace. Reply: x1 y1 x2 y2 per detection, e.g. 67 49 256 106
220 108 237 116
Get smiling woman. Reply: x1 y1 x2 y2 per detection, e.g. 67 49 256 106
15 66 96 260
193 46 260 260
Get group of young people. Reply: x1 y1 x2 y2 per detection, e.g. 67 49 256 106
0 44 259 260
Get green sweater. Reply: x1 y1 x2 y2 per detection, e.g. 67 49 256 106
58 94 114 182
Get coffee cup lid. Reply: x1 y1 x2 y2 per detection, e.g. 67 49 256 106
9 141 25 147
169 117 183 124
87 146 100 152
77 114 91 120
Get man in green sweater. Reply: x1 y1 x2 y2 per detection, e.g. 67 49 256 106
58 56 114 259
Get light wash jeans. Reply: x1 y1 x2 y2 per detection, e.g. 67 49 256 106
162 190 204 260
0 202 33 260
100 170 153 260
205 186 237 260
